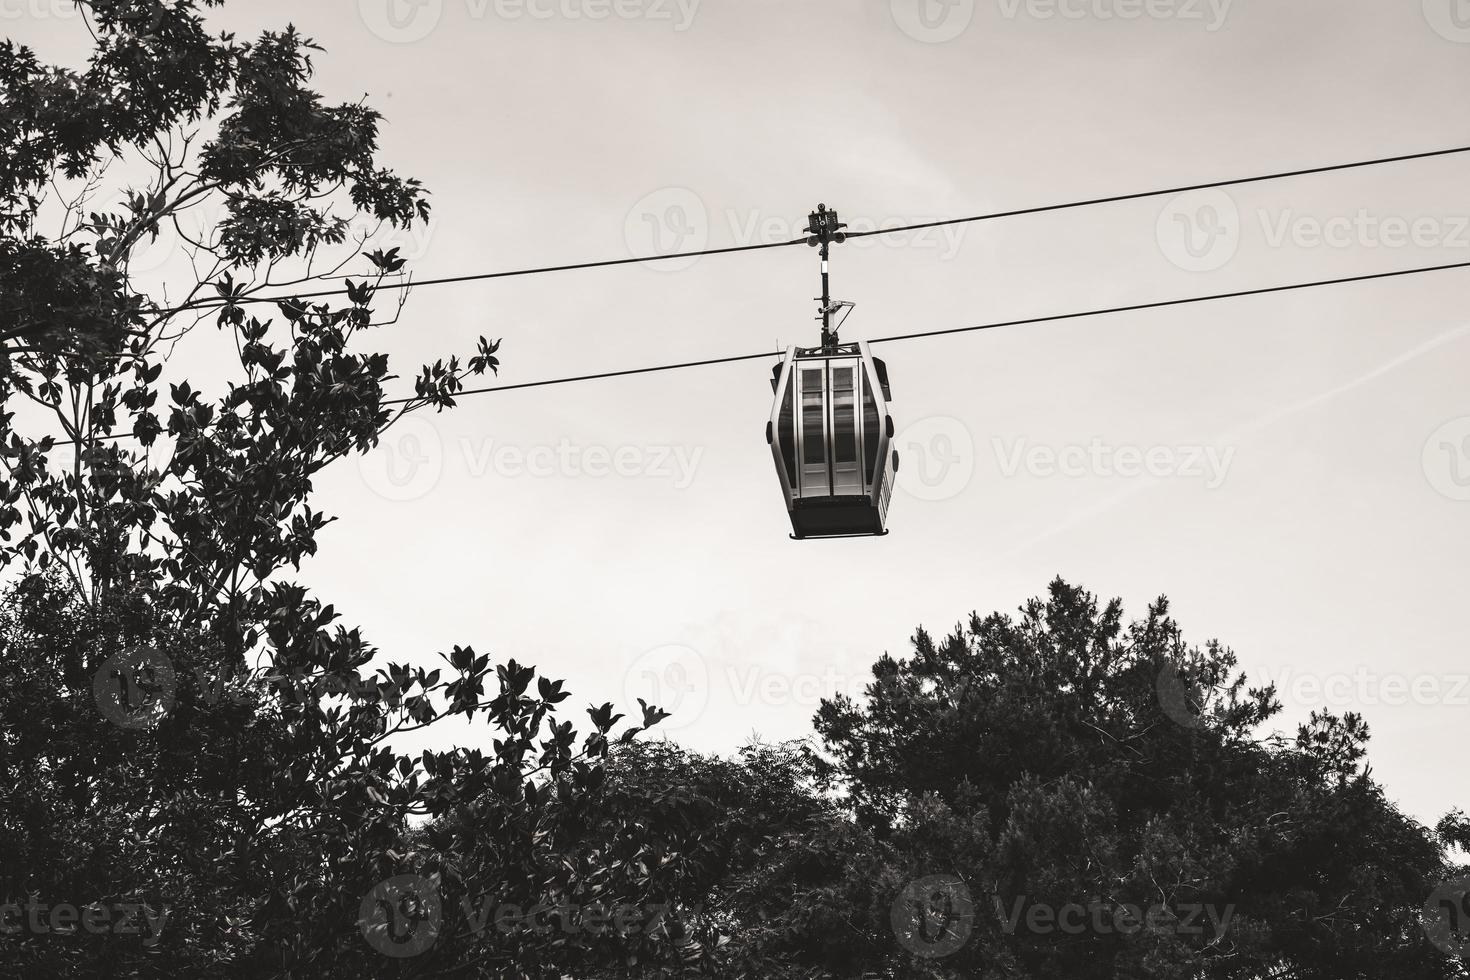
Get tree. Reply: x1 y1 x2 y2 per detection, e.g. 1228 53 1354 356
0 3 666 976
438 737 894 979
798 578 1470 979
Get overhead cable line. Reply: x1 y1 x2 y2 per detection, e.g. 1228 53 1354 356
181 239 810 313
166 143 1470 313
389 257 1470 401
40 257 1470 446
842 144 1470 239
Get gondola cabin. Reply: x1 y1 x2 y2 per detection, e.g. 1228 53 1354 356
767 341 897 538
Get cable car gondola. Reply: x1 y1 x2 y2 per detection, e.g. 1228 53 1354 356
767 340 896 538
765 204 898 539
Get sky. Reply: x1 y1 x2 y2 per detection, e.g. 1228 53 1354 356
11 0 1470 829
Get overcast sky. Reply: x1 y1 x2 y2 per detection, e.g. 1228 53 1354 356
14 0 1470 828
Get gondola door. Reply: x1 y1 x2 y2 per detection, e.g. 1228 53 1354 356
829 360 863 495
794 362 830 498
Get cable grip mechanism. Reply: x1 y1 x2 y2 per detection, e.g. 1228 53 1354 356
805 204 850 349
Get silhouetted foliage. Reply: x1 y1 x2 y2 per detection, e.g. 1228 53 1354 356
0 3 660 977
801 579 1469 979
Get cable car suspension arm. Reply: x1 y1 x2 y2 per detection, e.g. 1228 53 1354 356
806 204 849 349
